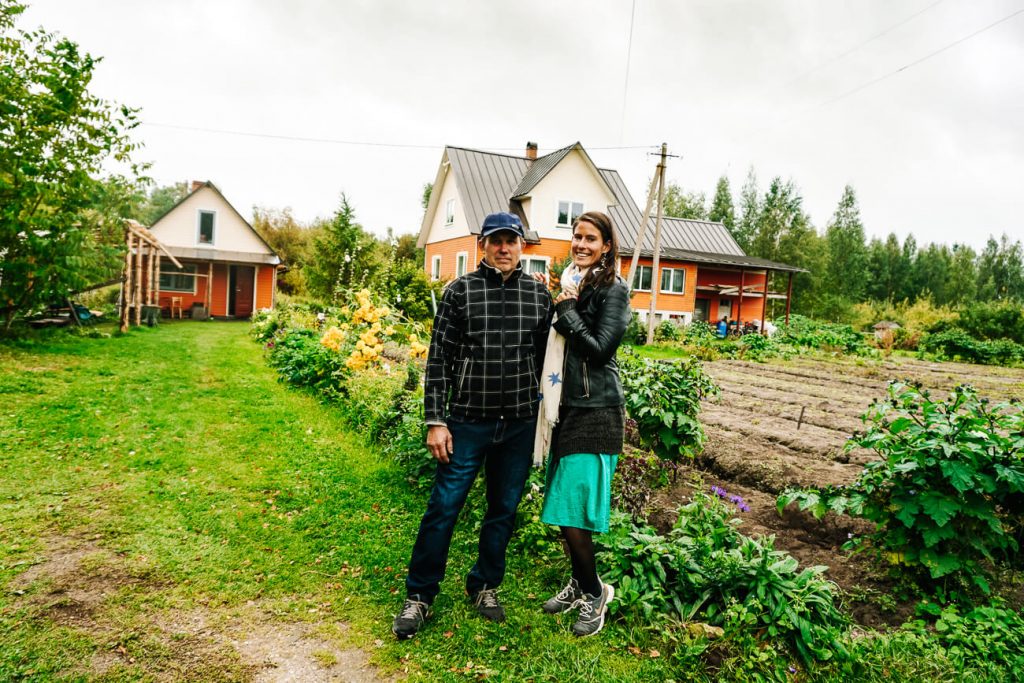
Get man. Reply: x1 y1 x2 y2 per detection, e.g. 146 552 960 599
393 212 552 640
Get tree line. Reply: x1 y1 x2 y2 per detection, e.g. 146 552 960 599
664 172 1024 320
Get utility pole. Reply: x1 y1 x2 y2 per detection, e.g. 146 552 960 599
645 143 668 344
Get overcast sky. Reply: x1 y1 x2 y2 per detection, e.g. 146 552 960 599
23 0 1024 250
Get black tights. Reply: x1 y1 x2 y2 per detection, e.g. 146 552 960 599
561 526 601 596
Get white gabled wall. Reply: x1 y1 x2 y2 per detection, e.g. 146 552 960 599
525 150 616 240
424 165 472 243
149 186 271 254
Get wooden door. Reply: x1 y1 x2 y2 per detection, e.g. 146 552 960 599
693 298 710 322
230 265 255 317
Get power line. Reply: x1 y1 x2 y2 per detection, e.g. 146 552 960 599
814 5 1024 109
619 0 637 144
778 0 947 91
139 121 656 152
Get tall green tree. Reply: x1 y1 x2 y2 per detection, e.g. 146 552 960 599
751 177 804 262
0 1 143 330
252 207 323 296
946 243 978 306
912 243 953 305
823 185 868 301
662 182 707 220
733 167 760 253
977 234 1024 301
708 175 736 235
137 182 187 226
305 195 382 302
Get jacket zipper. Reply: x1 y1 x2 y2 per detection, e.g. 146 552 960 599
457 357 470 398
499 282 506 416
581 360 590 398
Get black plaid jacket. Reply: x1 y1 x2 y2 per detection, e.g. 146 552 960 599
424 261 553 424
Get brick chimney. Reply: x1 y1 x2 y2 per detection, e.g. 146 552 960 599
525 142 538 160
190 180 205 193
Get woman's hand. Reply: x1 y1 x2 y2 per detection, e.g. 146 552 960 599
554 291 577 304
531 272 548 287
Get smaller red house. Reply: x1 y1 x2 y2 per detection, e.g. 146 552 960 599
148 181 280 318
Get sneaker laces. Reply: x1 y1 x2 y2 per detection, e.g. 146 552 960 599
578 593 597 619
555 580 577 602
400 598 427 620
474 588 500 609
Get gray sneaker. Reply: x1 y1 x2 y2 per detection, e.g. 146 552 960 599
543 578 583 614
572 583 614 637
392 594 431 640
469 586 506 622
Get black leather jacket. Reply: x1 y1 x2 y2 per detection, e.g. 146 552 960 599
552 277 631 408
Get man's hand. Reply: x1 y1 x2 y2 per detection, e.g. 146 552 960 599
426 425 454 464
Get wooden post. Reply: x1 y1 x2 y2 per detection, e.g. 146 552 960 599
120 230 133 332
760 270 769 334
785 271 794 325
145 243 155 306
133 240 143 326
625 169 660 292
738 268 746 329
645 143 668 344
154 253 162 309
206 262 213 315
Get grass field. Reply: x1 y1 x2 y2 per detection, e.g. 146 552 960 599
0 322 678 681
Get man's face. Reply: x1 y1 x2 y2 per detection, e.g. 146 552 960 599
479 231 523 278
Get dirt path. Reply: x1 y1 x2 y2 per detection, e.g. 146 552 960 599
10 534 392 682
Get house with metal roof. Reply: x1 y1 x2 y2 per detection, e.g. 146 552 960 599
417 142 803 325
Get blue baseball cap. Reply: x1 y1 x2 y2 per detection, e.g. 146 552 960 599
480 212 525 239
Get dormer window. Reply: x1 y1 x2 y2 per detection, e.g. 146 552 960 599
445 198 455 226
557 200 583 228
198 210 216 245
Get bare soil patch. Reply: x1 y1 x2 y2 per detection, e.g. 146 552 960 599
8 534 393 682
648 355 1024 628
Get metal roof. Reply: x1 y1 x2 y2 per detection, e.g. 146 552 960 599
447 147 530 235
510 143 574 198
163 245 281 266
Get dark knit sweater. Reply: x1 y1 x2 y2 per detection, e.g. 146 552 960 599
553 405 624 459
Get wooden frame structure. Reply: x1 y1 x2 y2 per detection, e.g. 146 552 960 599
119 220 182 332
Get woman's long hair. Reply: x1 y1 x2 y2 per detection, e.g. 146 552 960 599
572 211 619 290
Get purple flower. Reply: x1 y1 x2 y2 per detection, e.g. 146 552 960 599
738 503 750 513
789 666 797 674
729 494 742 504
711 486 725 498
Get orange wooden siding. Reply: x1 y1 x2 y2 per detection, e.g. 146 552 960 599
695 269 768 323
424 236 573 281
620 258 697 314
210 263 229 316
154 258 209 312
256 265 276 310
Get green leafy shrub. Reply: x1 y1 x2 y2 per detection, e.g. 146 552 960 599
624 312 646 345
380 388 436 489
775 315 873 356
612 452 680 521
778 382 1024 592
906 599 1024 677
265 328 348 397
654 319 683 342
919 327 1024 366
955 301 1024 344
619 349 718 462
684 320 717 345
739 332 779 361
597 489 848 665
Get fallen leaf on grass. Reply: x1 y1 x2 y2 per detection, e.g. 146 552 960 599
498 645 507 652
444 631 454 638
627 646 642 656
649 649 660 658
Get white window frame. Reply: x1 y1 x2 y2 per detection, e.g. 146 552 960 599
631 265 653 292
523 256 550 276
719 298 732 317
444 198 455 226
196 209 216 246
455 251 468 277
556 199 584 228
159 262 198 293
660 267 686 294
431 255 442 281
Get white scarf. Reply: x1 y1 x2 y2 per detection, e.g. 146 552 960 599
532 263 590 466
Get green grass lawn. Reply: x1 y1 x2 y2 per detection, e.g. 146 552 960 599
0 322 677 681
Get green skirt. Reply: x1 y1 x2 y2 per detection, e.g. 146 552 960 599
540 453 618 533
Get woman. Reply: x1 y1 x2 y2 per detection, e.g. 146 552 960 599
536 210 630 637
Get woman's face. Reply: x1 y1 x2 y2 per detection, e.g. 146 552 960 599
571 220 611 269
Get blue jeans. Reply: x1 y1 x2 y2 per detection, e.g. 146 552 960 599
405 416 535 602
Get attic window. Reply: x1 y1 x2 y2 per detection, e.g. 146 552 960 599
198 210 215 245
557 200 583 228
445 199 455 226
